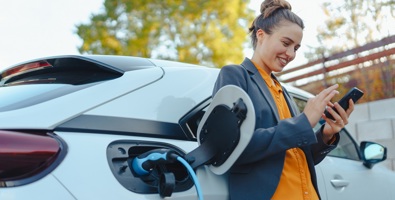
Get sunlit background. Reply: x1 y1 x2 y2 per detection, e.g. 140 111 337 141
0 0 325 70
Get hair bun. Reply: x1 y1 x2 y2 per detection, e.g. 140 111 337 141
260 0 292 18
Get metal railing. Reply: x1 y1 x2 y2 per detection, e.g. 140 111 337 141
278 35 395 85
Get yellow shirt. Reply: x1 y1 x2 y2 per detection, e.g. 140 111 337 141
255 65 319 200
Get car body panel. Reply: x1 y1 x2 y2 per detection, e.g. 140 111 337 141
0 67 163 129
316 157 393 200
85 67 218 123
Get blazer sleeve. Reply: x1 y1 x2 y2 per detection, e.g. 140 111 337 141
310 125 340 164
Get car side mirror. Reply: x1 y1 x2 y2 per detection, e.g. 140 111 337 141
360 141 387 169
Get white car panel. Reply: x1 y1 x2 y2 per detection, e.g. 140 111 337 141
317 156 393 200
86 67 218 123
0 67 163 129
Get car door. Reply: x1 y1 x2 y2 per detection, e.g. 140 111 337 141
291 94 393 200
316 135 392 200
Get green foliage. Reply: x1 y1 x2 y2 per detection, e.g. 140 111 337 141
76 0 255 68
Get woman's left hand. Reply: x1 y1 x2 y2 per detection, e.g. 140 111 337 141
321 99 355 144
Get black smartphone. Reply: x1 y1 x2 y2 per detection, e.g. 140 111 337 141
324 87 364 120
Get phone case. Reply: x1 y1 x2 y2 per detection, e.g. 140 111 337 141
324 87 364 120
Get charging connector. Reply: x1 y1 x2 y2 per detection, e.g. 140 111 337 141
131 148 204 200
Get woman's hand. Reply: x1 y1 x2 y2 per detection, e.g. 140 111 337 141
321 99 355 143
303 84 340 128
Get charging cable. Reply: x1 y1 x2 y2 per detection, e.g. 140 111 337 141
131 149 204 200
176 156 203 200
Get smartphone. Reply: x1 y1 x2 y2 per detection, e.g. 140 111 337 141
324 87 364 120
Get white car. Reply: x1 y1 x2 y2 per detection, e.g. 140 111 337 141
0 55 393 200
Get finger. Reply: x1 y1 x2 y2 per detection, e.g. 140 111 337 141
317 84 339 98
323 90 339 104
347 99 355 115
323 114 345 131
322 113 339 128
326 106 340 121
322 114 333 124
318 84 340 104
332 103 349 125
333 102 346 116
326 101 334 108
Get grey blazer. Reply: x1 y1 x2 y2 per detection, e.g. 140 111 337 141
212 58 339 200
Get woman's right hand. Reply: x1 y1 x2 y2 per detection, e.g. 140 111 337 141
303 84 339 128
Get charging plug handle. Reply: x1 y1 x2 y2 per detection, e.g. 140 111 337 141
131 149 177 176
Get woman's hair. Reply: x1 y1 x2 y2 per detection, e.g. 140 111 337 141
249 0 304 49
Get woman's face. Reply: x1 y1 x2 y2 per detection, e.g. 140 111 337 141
253 20 303 74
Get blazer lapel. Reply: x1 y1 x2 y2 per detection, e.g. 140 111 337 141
240 58 281 121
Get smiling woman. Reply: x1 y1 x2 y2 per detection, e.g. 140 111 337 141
211 0 355 199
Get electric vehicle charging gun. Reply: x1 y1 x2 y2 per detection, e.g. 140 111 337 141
130 148 182 198
131 148 177 176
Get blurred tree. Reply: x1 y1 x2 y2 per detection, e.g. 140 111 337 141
304 0 395 60
76 0 254 68
296 0 395 102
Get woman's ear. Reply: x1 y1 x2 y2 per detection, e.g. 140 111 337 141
256 29 266 44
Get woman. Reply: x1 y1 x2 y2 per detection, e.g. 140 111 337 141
212 0 354 199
